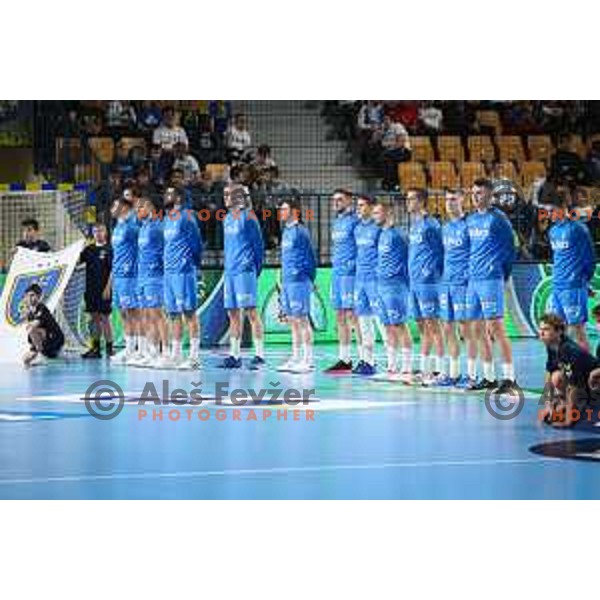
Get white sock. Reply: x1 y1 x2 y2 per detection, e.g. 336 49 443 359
502 362 515 381
449 357 460 379
230 336 241 359
357 345 364 361
401 348 412 373
434 355 445 375
303 344 313 364
139 336 147 355
428 355 436 373
254 337 264 359
189 337 200 359
419 354 426 372
125 335 135 353
339 344 351 363
292 339 300 362
171 340 182 359
386 346 397 371
467 358 477 379
483 361 495 381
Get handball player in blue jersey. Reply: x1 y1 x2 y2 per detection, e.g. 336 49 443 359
546 188 595 351
438 189 476 387
371 200 413 380
352 195 382 376
109 194 140 364
406 189 446 386
277 198 317 373
466 178 517 393
134 195 168 367
163 187 203 369
221 184 265 369
324 189 361 373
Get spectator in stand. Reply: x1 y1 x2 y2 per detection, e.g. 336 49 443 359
94 167 123 224
169 167 193 208
528 209 552 261
172 142 200 185
502 101 538 134
135 166 158 199
138 101 162 131
148 142 173 187
374 115 411 190
550 133 587 186
209 101 232 140
225 113 252 163
105 101 136 131
572 186 600 246
112 140 137 180
357 101 385 137
251 144 277 186
418 101 443 134
585 140 600 185
386 101 419 132
152 105 189 151
16 219 51 252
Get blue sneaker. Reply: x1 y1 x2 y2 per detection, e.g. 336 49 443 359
433 374 458 387
248 356 266 370
359 362 377 376
352 360 366 374
454 375 474 389
221 355 242 369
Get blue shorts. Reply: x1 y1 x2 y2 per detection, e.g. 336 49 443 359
376 280 409 325
137 276 164 309
164 270 198 315
281 279 312 318
410 283 439 320
547 287 588 325
224 271 258 310
466 279 505 320
354 276 379 317
113 276 138 310
331 273 355 310
439 283 468 322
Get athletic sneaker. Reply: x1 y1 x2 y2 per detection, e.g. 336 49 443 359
289 361 315 374
454 375 476 389
466 378 498 391
277 358 296 372
398 371 413 385
111 349 131 364
248 356 266 369
411 370 424 385
220 355 242 369
433 374 458 387
155 355 177 369
324 360 353 374
126 353 146 366
81 347 101 359
496 379 520 395
356 362 376 376
421 372 441 387
176 357 201 370
352 360 367 374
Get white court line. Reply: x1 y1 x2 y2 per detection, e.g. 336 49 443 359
0 457 556 487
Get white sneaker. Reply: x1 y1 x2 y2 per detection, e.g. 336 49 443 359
126 352 145 366
289 361 315 374
421 372 439 387
136 353 158 368
155 355 177 369
176 357 201 370
398 371 413 385
111 349 131 364
276 358 296 372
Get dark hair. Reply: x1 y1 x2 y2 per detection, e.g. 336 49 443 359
162 105 175 115
406 188 427 202
540 313 566 332
357 194 375 205
257 144 271 156
473 178 493 190
333 188 353 198
592 304 600 319
25 283 42 296
21 218 40 230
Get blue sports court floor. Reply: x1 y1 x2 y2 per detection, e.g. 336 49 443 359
0 338 599 499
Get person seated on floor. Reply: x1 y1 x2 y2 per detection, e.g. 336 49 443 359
21 283 65 368
539 313 600 428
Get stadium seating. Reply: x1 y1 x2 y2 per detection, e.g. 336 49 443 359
475 110 502 135
88 137 115 164
460 162 486 187
398 163 427 188
521 161 546 188
497 136 526 165
118 137 147 153
468 135 496 162
437 136 464 164
527 135 553 164
429 162 459 188
494 162 518 181
204 163 229 182
410 136 435 164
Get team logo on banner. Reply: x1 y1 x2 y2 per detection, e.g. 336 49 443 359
4 266 66 326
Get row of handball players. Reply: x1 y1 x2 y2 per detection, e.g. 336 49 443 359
19 179 597 391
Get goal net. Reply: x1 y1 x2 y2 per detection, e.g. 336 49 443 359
0 188 90 357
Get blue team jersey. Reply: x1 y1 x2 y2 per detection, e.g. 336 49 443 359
467 208 515 281
331 210 359 275
163 208 202 273
377 226 408 283
224 209 264 274
408 215 443 284
137 217 164 278
112 213 139 277
549 220 595 290
355 218 381 277
281 222 317 283
442 216 470 285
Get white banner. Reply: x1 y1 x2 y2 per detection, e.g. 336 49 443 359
0 240 85 363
